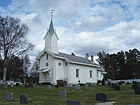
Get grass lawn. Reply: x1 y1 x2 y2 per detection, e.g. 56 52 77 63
0 84 140 105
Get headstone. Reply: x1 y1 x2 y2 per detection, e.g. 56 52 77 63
48 85 52 90
111 83 116 88
92 83 97 86
66 83 73 88
3 83 8 89
16 83 19 87
96 93 107 102
67 100 80 105
55 85 59 88
129 104 140 105
136 82 140 87
74 84 80 90
84 84 89 89
20 94 29 104
6 92 14 101
102 79 105 86
114 85 120 91
118 82 122 85
58 89 67 98
135 87 140 95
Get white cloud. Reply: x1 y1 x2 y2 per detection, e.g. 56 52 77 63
1 0 140 62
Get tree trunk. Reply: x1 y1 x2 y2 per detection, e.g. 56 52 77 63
23 77 26 86
3 67 7 81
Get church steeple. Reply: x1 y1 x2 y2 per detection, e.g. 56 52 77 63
48 19 54 35
44 9 59 54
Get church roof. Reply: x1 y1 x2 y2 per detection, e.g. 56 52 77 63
55 52 97 66
48 19 54 35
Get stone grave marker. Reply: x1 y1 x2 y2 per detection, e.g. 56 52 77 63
6 92 14 101
20 94 29 104
96 93 107 102
84 84 89 89
66 83 73 88
74 84 80 90
55 85 59 88
3 83 8 89
67 100 80 105
58 89 67 98
129 104 140 105
92 83 97 86
135 87 140 95
16 83 20 87
114 85 120 91
111 83 116 89
118 81 123 85
48 85 52 90
102 79 105 86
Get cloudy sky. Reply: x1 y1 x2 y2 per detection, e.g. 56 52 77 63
0 0 140 62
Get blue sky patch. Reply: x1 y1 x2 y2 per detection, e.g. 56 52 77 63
0 0 12 8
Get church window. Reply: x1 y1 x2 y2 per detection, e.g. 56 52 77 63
97 72 99 78
76 69 79 77
90 70 92 78
58 62 61 66
46 54 48 60
66 63 68 66
46 63 49 66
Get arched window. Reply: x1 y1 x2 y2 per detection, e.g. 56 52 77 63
76 69 79 77
46 63 49 66
90 70 92 78
58 62 61 66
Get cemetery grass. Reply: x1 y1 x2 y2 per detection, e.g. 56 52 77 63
0 84 140 105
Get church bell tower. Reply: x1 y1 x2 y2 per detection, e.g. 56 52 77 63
44 10 59 54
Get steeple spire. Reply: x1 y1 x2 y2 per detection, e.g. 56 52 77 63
49 9 55 35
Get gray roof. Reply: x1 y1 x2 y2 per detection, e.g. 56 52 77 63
55 52 96 65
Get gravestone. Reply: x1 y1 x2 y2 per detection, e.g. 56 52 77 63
102 79 105 86
6 92 14 101
20 94 29 104
111 83 116 88
16 83 20 87
67 100 80 105
48 85 52 90
84 84 89 89
96 93 107 102
58 89 67 98
129 104 140 105
92 83 97 86
55 85 59 88
136 82 140 87
3 83 8 89
74 84 80 90
118 82 123 85
135 87 140 95
66 83 73 88
114 85 120 91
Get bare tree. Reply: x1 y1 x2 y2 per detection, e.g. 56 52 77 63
22 54 31 85
0 16 34 83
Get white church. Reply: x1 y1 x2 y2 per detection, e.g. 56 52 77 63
36 18 105 85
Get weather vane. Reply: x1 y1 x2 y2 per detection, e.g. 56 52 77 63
51 9 55 20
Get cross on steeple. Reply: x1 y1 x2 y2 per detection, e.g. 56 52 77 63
51 9 55 20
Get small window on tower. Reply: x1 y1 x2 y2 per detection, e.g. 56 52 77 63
58 62 61 66
46 63 49 66
90 70 92 78
46 54 48 60
66 63 68 66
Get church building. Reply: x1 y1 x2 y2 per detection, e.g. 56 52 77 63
36 18 104 85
